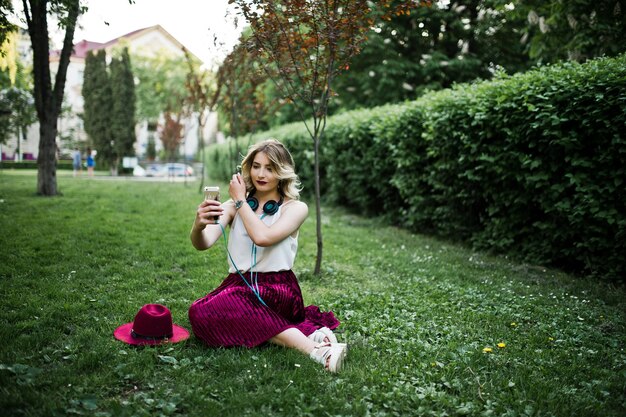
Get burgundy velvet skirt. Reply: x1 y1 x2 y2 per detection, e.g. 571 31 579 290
188 270 340 348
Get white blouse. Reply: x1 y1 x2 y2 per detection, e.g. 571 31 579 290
226 202 298 273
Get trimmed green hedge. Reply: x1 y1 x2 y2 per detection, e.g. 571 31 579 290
207 54 626 281
0 160 75 170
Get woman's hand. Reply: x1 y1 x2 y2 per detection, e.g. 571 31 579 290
229 173 247 202
193 199 224 230
190 196 237 251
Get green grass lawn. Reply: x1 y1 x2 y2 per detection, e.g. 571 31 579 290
1 170 624 417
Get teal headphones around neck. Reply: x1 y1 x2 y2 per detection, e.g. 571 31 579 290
246 190 284 216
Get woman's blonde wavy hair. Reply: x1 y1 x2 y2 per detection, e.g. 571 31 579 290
241 139 301 200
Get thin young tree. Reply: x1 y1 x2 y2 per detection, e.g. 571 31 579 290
231 0 417 274
20 0 82 195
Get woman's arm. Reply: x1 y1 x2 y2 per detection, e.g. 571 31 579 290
235 199 308 247
190 199 236 250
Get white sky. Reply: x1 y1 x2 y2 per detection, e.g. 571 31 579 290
10 0 244 67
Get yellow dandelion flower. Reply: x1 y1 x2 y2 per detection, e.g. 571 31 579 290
548 337 554 341
483 347 493 353
498 342 506 348
510 322 517 327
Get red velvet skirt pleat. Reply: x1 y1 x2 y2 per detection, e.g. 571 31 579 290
188 270 340 348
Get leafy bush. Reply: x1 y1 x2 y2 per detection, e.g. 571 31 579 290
207 54 626 282
319 105 408 221
1 160 75 170
422 56 626 280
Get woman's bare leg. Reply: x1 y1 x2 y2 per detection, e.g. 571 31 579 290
270 327 317 354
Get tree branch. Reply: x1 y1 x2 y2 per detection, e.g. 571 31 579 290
53 0 80 118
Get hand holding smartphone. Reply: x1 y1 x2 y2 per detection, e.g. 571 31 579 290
203 186 220 221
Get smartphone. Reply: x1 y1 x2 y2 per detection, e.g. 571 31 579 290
203 186 220 221
203 186 220 202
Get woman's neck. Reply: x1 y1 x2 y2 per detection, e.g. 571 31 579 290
252 189 281 203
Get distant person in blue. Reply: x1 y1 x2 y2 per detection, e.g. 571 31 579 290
72 147 82 177
86 148 95 177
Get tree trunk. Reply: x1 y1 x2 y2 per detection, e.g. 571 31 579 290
16 126 22 162
24 0 80 196
37 113 58 195
197 113 205 192
313 132 323 275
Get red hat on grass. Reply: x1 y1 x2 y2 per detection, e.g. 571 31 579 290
114 304 189 346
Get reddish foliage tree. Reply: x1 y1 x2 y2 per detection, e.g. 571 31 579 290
159 111 184 162
229 0 426 273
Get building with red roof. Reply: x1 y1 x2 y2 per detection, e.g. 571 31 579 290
3 25 214 164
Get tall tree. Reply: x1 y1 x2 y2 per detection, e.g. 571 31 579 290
520 0 625 63
0 87 37 156
133 54 188 123
110 47 136 160
82 49 114 172
81 48 97 147
231 0 415 274
21 0 82 196
325 0 531 112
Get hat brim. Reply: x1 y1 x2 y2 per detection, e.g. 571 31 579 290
113 322 190 346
